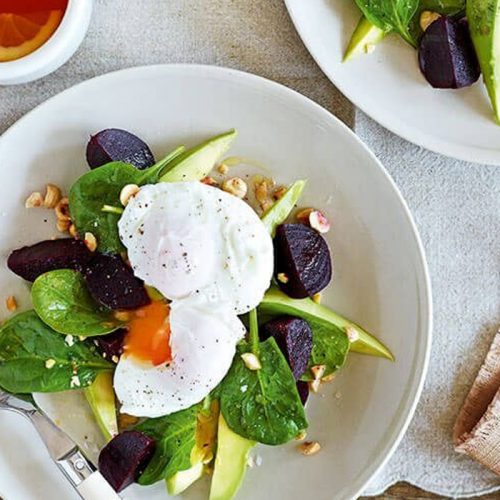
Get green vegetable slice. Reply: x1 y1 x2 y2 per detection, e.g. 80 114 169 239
261 180 306 237
32 270 122 337
159 129 237 183
354 0 419 46
220 310 307 445
69 146 185 254
137 404 200 485
0 310 112 393
259 286 394 362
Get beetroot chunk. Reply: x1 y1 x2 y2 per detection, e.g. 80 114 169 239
296 380 309 406
419 16 480 89
99 430 156 492
86 128 155 170
84 254 150 310
274 224 332 298
261 316 313 380
94 328 127 359
7 239 93 282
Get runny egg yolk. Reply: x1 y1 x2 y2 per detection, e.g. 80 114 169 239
124 301 172 366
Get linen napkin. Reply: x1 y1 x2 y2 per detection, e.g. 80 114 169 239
454 330 500 474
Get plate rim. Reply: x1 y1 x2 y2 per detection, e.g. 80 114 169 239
284 0 500 166
0 63 433 499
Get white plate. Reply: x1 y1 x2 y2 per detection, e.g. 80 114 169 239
0 65 431 500
285 0 500 165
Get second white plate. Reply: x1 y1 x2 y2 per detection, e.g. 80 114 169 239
285 0 500 165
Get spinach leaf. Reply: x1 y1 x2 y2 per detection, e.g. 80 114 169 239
69 146 185 254
32 270 122 337
354 0 419 46
0 311 112 393
220 311 307 445
136 404 200 485
259 286 394 362
261 180 306 237
419 0 464 15
301 318 349 380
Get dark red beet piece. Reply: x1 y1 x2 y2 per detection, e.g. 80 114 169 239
99 430 156 492
94 328 127 359
296 380 309 406
7 239 93 282
274 224 332 299
86 128 155 170
84 254 150 310
419 16 480 89
261 316 313 380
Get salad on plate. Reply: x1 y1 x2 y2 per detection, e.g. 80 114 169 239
1 128 393 499
345 0 500 123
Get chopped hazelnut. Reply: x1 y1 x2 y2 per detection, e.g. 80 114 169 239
295 430 308 441
277 272 289 284
44 184 62 209
6 295 17 312
309 210 331 234
222 177 248 198
299 441 321 456
201 176 218 187
420 10 441 31
45 359 56 369
310 364 326 380
68 223 78 238
84 232 97 252
241 352 262 371
217 163 229 175
56 219 70 233
25 192 44 208
296 207 314 224
273 185 287 200
114 310 131 322
55 197 71 222
120 184 140 206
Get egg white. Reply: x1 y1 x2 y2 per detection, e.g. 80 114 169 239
114 295 246 417
118 182 274 315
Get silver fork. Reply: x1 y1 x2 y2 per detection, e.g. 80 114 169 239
0 390 120 500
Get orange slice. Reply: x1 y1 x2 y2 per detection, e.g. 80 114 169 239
0 10 63 62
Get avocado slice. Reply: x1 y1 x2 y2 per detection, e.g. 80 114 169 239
467 0 500 123
159 129 237 182
261 180 307 237
344 16 386 62
166 400 220 496
209 415 256 500
83 372 118 442
166 463 204 496
259 287 394 361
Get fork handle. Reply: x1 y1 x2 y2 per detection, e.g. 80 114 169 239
77 471 121 500
58 449 121 500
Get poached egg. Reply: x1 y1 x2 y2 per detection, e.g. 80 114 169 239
114 182 273 417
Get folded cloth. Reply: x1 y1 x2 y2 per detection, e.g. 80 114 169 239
454 330 500 474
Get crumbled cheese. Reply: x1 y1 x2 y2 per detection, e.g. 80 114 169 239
65 335 75 347
70 376 81 388
240 385 248 393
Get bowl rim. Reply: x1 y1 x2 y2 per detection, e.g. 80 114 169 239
0 64 433 499
0 0 93 84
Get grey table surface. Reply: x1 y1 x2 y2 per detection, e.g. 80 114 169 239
0 0 499 497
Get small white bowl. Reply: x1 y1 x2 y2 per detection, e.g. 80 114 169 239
0 0 93 85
